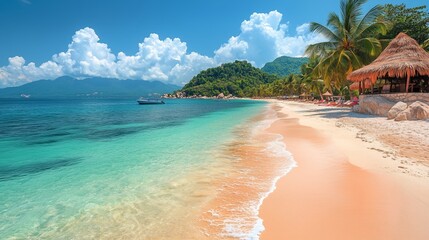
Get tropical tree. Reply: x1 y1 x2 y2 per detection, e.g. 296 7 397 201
305 0 387 92
299 59 322 98
379 4 429 45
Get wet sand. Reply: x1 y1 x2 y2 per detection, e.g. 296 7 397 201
259 101 429 240
199 108 294 239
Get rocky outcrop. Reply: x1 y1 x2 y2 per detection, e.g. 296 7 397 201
410 101 429 120
395 101 429 121
175 92 186 98
352 96 396 117
217 93 225 99
387 101 408 119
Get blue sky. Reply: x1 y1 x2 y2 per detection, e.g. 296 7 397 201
0 0 427 87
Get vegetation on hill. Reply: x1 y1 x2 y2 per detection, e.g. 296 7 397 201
180 61 279 97
261 56 308 76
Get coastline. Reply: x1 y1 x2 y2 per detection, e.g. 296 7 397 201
258 100 429 239
199 103 296 239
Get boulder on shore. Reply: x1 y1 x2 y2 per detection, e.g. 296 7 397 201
352 96 396 117
387 101 408 120
217 93 225 99
395 101 429 121
409 101 429 120
394 111 409 121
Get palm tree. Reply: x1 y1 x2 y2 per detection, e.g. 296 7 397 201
291 74 304 95
300 58 324 99
305 0 387 91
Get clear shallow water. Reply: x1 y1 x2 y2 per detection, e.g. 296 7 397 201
0 98 273 239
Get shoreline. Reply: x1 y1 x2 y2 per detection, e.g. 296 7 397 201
258 100 429 239
198 103 297 239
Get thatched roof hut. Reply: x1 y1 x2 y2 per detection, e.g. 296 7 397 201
349 79 372 90
348 32 429 93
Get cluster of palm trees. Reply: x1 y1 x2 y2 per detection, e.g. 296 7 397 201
296 0 429 99
256 0 429 99
298 0 387 98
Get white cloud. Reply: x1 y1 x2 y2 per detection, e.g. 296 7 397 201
170 52 216 85
0 56 62 87
0 11 325 88
214 11 326 67
296 23 310 35
115 33 216 85
52 27 118 78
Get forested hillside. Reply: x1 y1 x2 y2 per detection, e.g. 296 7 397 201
180 61 279 97
261 56 308 76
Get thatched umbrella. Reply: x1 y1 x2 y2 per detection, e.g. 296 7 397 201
322 91 332 96
299 93 309 99
348 32 429 93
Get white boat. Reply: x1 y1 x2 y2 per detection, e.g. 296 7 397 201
137 97 165 105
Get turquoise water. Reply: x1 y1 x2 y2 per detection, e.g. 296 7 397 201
0 98 268 239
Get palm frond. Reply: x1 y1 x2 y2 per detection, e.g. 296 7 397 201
422 38 429 51
356 37 383 59
305 42 337 58
341 0 367 31
357 22 387 39
327 13 344 37
354 5 385 37
309 22 339 41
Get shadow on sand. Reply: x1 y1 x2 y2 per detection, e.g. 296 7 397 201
296 107 380 119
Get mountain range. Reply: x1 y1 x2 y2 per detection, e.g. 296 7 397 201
0 76 180 99
261 56 308 76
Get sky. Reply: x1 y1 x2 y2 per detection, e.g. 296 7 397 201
0 0 427 87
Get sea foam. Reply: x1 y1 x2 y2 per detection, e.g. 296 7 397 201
220 105 297 240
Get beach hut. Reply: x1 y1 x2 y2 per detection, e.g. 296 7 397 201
348 32 429 94
349 79 372 91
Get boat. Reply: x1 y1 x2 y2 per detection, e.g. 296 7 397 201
137 97 165 105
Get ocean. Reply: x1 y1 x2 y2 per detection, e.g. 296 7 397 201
0 98 294 239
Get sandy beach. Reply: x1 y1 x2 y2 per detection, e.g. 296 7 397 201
259 100 429 240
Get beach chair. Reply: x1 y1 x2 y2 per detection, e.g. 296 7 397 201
340 100 352 107
316 99 326 105
350 98 359 106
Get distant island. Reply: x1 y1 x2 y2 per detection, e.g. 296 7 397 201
261 56 308 76
0 76 180 99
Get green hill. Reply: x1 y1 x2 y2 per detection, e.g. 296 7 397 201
180 61 279 97
261 56 308 76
